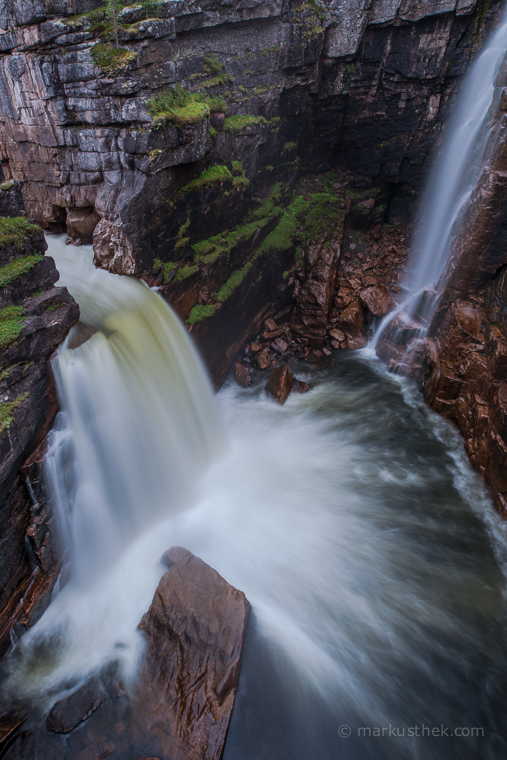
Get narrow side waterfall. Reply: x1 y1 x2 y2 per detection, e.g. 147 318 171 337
373 9 507 358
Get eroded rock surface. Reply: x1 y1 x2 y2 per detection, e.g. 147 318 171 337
1 548 250 760
0 217 79 663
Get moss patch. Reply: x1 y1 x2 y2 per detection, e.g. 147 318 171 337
148 84 226 127
0 217 40 248
174 264 198 283
0 254 43 287
0 305 25 349
222 115 268 133
186 303 217 325
90 43 137 73
0 391 29 434
217 261 253 302
181 165 233 194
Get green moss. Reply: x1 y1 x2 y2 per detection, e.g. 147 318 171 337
186 303 217 325
148 84 227 127
257 195 309 255
0 391 29 434
149 148 162 161
90 43 137 73
0 254 43 287
63 5 106 27
161 262 175 283
181 165 233 193
231 161 243 175
284 141 297 151
209 126 218 139
0 217 40 248
265 165 274 172
202 74 233 89
476 0 491 31
45 303 59 312
261 45 282 56
174 264 198 283
0 305 25 349
203 53 224 75
222 114 268 133
217 261 253 302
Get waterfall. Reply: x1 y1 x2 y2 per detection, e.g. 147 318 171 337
45 236 222 586
373 9 507 359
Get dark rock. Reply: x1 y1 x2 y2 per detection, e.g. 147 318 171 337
292 379 310 393
340 300 367 349
46 678 106 733
137 547 250 760
66 207 101 243
254 349 272 371
359 285 395 317
234 362 252 388
265 365 293 404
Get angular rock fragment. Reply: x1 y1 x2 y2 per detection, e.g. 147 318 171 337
265 365 293 404
359 285 394 317
254 349 271 370
340 300 367 349
292 379 310 393
46 677 105 733
234 362 252 388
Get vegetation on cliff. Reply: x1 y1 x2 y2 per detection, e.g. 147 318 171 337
0 254 44 287
0 305 25 349
148 85 226 127
0 217 40 248
90 43 137 73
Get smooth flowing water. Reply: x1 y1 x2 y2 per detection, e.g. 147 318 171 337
2 238 507 760
373 8 507 352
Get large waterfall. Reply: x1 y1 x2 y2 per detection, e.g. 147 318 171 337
373 9 507 357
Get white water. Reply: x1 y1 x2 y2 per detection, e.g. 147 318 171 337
4 239 507 759
372 9 507 350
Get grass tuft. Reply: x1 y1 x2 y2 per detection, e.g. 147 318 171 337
0 305 25 349
0 217 40 248
0 254 43 287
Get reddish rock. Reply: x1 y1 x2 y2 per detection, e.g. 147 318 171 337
265 366 293 404
292 379 310 393
340 300 366 349
137 547 250 760
46 678 105 733
264 318 278 332
454 300 483 340
329 328 346 342
234 362 252 388
271 337 289 354
359 285 394 317
250 341 262 354
254 349 271 370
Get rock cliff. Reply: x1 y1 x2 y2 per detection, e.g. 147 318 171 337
0 187 78 663
0 0 501 382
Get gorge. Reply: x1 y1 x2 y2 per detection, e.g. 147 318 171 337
1 0 507 758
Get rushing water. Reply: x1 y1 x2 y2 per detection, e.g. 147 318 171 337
373 7 507 353
2 238 507 760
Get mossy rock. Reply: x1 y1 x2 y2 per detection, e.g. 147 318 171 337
90 43 137 74
0 217 41 248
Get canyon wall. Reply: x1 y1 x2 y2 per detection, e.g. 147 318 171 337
0 0 501 383
0 187 78 663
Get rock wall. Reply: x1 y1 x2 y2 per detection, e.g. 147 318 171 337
0 191 79 663
0 0 501 382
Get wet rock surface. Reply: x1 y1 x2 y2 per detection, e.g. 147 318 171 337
265 365 293 404
1 548 250 760
0 218 79 663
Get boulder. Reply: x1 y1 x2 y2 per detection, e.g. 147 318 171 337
359 285 394 317
66 208 100 243
46 678 105 733
340 300 367 349
136 547 250 760
234 362 252 388
292 379 310 393
265 365 293 404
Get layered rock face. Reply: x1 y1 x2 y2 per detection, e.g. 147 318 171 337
0 192 79 663
2 547 250 760
0 0 500 382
